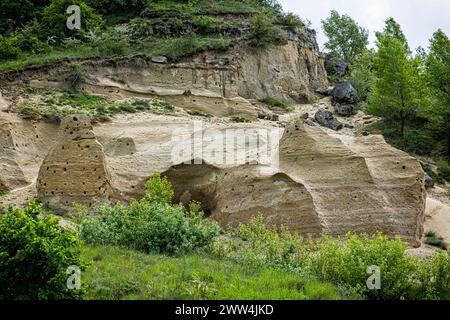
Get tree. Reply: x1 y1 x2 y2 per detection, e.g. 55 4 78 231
321 10 369 63
366 18 421 136
424 29 450 157
350 49 376 102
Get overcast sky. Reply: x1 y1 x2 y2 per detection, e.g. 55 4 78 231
279 0 450 51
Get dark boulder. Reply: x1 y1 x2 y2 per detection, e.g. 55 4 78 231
425 173 435 189
331 81 357 104
314 109 343 131
324 53 349 77
334 103 354 117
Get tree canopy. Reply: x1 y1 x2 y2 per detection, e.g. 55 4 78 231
321 10 369 63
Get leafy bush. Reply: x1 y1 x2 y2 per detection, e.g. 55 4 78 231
261 96 293 110
192 16 223 34
0 35 21 60
79 172 220 255
307 233 418 300
0 201 85 300
214 216 450 300
248 13 284 48
278 12 305 31
213 215 308 272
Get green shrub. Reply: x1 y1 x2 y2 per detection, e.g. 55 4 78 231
79 172 220 255
261 96 293 110
436 158 450 182
213 215 308 272
214 216 450 300
248 13 284 48
278 12 305 31
93 32 129 57
0 185 8 197
0 35 21 60
0 201 85 300
144 171 174 204
306 233 418 300
192 16 223 34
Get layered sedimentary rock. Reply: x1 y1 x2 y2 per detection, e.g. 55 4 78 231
4 107 426 246
36 115 112 210
0 112 58 191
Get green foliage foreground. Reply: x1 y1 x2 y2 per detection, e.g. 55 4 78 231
0 202 85 300
213 216 450 300
1 172 450 300
79 172 221 255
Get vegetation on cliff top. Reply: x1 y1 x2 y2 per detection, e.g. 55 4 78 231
0 0 308 72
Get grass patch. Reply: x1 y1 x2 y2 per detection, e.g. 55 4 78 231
137 34 232 59
186 108 213 118
81 245 353 300
14 88 175 119
261 96 293 111
0 34 233 73
0 187 8 197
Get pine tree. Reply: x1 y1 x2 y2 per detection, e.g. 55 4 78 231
366 18 421 136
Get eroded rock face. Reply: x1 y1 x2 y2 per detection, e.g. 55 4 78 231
2 107 427 246
36 115 113 211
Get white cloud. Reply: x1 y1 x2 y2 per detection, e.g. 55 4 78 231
279 0 450 51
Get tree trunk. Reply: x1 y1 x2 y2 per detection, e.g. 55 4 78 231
447 122 450 159
399 110 405 137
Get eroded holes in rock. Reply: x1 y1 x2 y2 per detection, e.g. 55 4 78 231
64 168 67 171
53 170 56 174
62 146 64 150
402 166 406 170
46 167 49 170
73 117 78 121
